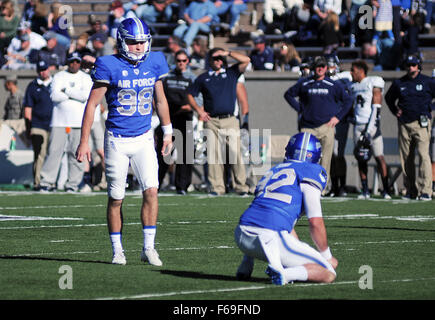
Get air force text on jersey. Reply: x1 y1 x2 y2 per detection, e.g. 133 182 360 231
117 77 156 89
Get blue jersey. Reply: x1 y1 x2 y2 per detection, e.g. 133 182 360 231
239 160 327 232
91 52 169 137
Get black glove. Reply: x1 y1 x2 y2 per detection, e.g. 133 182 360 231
241 113 249 130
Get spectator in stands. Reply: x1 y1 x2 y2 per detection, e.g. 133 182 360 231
310 0 347 31
349 0 370 48
2 33 36 70
10 20 46 51
0 0 20 55
125 0 175 30
87 32 114 57
401 11 424 61
23 60 54 190
33 30 67 68
274 40 301 72
47 1 71 50
251 0 302 36
1 74 28 146
173 0 217 48
392 0 403 43
372 0 395 45
21 0 49 35
362 36 401 70
190 35 208 70
69 33 95 71
85 17 108 38
424 0 434 32
249 35 274 70
385 54 435 201
212 0 248 36
107 1 126 40
318 12 344 55
164 35 186 68
284 56 353 194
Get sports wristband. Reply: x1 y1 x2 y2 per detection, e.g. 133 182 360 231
320 247 332 260
162 124 173 135
372 104 381 109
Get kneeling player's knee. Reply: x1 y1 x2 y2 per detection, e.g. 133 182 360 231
323 271 336 283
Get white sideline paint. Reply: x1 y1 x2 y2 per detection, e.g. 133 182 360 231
2 213 435 230
95 277 435 300
3 240 433 260
0 214 83 221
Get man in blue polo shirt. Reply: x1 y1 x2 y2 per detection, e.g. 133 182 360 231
385 54 435 200
284 56 353 193
187 47 250 196
23 59 54 190
249 35 274 71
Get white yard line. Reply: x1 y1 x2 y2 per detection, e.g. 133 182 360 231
2 240 434 260
95 277 435 300
0 215 83 221
2 212 435 230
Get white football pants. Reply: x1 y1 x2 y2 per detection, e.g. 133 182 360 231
234 224 336 275
104 130 158 200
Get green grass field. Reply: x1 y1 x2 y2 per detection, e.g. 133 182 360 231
0 191 434 303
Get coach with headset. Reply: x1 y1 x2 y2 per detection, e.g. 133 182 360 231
385 54 435 201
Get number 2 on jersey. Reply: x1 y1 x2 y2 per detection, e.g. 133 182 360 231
257 167 296 204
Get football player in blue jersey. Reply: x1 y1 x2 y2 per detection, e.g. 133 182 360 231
234 132 338 285
76 18 173 266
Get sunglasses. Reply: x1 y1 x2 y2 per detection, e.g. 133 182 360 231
211 55 224 61
407 63 418 67
176 59 188 63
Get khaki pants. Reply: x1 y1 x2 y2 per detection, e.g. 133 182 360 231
398 120 432 196
301 123 335 192
205 116 248 195
30 127 50 187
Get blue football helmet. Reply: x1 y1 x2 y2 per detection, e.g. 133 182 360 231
117 17 152 63
284 132 322 164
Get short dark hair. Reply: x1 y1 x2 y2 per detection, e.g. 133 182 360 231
174 50 189 60
351 59 368 75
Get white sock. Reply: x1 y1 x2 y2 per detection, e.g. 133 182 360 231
283 266 308 282
110 232 123 254
143 226 156 250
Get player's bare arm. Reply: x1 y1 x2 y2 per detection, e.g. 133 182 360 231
309 217 338 269
372 87 382 105
154 80 173 156
76 83 107 163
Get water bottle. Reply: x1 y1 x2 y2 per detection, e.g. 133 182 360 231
260 143 267 164
10 136 16 150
